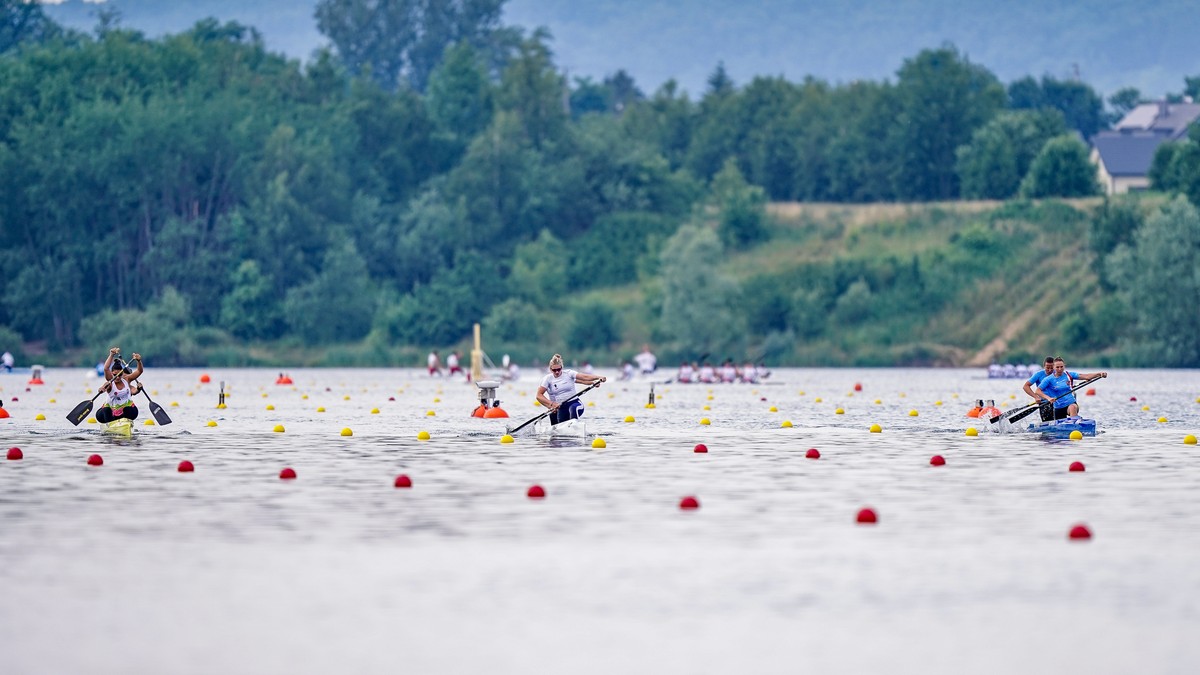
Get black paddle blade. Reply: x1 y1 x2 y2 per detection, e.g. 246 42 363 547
148 400 172 425
66 400 93 426
1006 404 1042 425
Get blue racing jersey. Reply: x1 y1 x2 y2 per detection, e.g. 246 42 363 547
1026 369 1052 387
1038 371 1081 409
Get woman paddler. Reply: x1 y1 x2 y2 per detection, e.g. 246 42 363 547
96 346 143 424
535 354 606 426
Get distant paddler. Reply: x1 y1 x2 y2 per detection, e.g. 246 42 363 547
536 354 606 425
96 347 143 424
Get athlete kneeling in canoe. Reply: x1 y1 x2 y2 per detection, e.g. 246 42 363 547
96 347 144 424
1033 356 1106 420
536 354 606 425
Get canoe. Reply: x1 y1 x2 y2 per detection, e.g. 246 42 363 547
1027 416 1096 438
103 418 134 438
533 416 587 438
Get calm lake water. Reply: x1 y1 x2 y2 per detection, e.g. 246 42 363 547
1 367 1198 674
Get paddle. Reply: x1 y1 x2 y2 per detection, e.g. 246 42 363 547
506 381 602 435
990 375 1102 425
66 358 123 425
136 382 173 425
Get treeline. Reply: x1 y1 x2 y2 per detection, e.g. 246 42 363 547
0 0 1198 366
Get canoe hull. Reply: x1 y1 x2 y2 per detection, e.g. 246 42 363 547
103 418 134 438
1027 416 1096 437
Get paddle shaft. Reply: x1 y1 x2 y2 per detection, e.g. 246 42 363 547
507 381 601 435
992 375 1102 425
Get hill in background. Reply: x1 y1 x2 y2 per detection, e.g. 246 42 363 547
43 0 1200 99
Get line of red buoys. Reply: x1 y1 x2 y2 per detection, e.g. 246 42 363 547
930 455 946 466
806 448 820 459
1069 524 1092 540
856 507 878 524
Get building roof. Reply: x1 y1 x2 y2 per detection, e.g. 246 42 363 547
1114 101 1200 139
1091 131 1168 177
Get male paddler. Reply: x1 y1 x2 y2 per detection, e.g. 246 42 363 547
1022 356 1056 422
1031 357 1107 420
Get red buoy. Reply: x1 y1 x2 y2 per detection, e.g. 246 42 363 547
527 484 546 498
279 467 297 479
1068 524 1092 540
394 474 412 488
87 454 103 466
805 448 820 459
11 396 18 402
1085 388 1096 396
0 408 9 418
178 460 194 473
1069 461 1085 472
388 396 396 401
200 374 211 383
1129 396 1137 402
693 443 708 453
856 507 877 524
854 383 863 391
930 454 946 466
7 447 22 460
679 496 700 510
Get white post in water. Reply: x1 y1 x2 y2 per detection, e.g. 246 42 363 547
471 323 484 382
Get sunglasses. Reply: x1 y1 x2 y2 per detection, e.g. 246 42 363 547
551 367 562 374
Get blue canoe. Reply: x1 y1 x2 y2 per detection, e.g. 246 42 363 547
1028 416 1097 437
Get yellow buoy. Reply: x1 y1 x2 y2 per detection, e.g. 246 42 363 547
587 401 595 407
874 399 882 405
768 406 778 412
700 418 711 425
1142 405 1150 411
433 397 440 403
781 420 793 428
835 407 845 414
624 415 635 423
317 406 326 413
417 430 430 441
1184 434 1197 445
426 410 436 416
206 420 217 427
706 395 713 401
645 403 656 409
592 438 607 449
935 401 943 406
798 390 806 396
500 434 514 444
34 413 45 421
216 403 227 409
48 398 56 403
261 393 268 398
340 428 353 436
266 404 275 410
1157 417 1168 423
703 405 711 411
814 397 823 403
273 424 285 433
607 393 614 399
87 417 97 424
965 427 978 437
144 419 155 426
371 408 380 414
535 401 542 407
908 409 919 417
302 394 309 400
870 423 882 433
1069 430 1083 441
170 402 179 407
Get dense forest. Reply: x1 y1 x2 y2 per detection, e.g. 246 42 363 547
1 0 1199 367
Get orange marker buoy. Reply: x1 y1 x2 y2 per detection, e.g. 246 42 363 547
679 496 700 510
854 383 863 391
1068 524 1092 540
279 467 297 480
484 406 509 418
1085 388 1096 396
0 408 9 418
527 485 546 499
472 405 487 418
693 443 708 453
87 454 103 466
930 455 946 466
7 447 22 460
856 507 877 524
806 448 820 459
178 460 194 473
394 474 412 488
200 374 211 383
1069 461 1085 472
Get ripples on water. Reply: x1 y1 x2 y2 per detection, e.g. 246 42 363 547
1 368 1198 674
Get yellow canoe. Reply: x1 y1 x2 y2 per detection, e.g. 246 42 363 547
103 418 133 438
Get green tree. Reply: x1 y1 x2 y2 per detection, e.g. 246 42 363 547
1 0 64 54
482 297 542 344
711 158 768 248
1009 75 1106 138
956 109 1067 199
1108 87 1142 120
220 260 283 340
1111 197 1200 365
283 239 376 344
508 229 568 307
891 46 1007 200
495 28 568 150
314 0 512 92
1018 135 1100 198
426 40 494 155
658 224 744 355
564 298 621 350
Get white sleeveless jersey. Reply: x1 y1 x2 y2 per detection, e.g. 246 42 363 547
108 379 132 407
539 369 579 404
